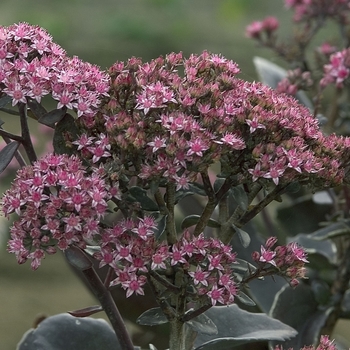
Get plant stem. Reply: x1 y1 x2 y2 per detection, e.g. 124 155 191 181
18 103 37 164
166 182 177 244
220 184 285 244
169 318 185 350
81 266 134 350
0 128 27 167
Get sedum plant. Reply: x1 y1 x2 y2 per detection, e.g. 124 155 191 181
0 16 348 350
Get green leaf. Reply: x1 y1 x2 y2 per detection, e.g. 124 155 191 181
194 304 297 350
186 313 218 335
17 313 121 350
175 189 195 204
232 225 250 248
64 246 92 271
235 291 256 307
136 307 168 326
53 113 79 155
310 220 350 240
311 279 331 305
213 178 226 193
38 107 66 127
253 56 313 109
0 141 20 174
231 258 257 275
189 183 207 196
231 185 248 211
0 94 12 108
27 99 48 120
128 186 159 211
154 214 167 240
269 283 334 348
84 245 101 257
181 215 221 230
340 290 350 318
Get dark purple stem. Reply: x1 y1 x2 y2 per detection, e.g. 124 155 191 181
81 266 134 350
18 102 37 164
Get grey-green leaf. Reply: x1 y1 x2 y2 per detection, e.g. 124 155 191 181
231 185 248 211
269 283 334 348
310 220 350 240
0 94 12 108
17 313 121 350
128 186 159 211
232 225 250 248
186 313 218 335
0 141 20 174
39 108 66 127
181 215 221 230
27 99 48 120
64 246 92 271
235 291 256 307
154 214 167 240
136 307 168 326
194 304 297 350
53 113 79 155
253 56 313 109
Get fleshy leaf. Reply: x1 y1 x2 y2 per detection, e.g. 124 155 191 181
0 94 12 108
154 214 167 240
253 56 313 109
194 304 297 350
340 290 350 318
27 99 48 121
186 313 218 335
181 215 221 230
232 225 250 248
128 186 159 211
84 245 101 256
310 220 350 240
64 246 92 271
269 283 334 348
312 191 333 205
17 313 121 350
38 107 66 127
188 183 207 196
68 305 103 317
235 291 256 307
231 185 248 211
136 307 168 326
0 141 20 174
232 258 257 275
53 113 79 155
175 189 195 204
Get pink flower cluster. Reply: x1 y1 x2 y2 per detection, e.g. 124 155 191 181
285 0 350 23
274 335 337 350
320 48 350 88
245 16 279 39
252 237 308 287
0 23 109 121
1 153 112 269
97 227 238 305
276 68 313 96
70 51 350 194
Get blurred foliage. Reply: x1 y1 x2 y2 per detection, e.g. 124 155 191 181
0 0 290 77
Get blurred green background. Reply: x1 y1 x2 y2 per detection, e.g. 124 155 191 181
0 1 319 349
